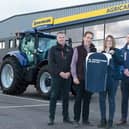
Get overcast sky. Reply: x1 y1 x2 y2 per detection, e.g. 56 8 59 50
0 0 108 21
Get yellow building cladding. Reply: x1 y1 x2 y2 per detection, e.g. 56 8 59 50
32 2 129 28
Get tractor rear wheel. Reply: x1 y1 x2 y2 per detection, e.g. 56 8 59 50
36 65 52 99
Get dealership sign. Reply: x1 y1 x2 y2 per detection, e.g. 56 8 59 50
107 3 129 13
32 2 129 28
32 17 54 28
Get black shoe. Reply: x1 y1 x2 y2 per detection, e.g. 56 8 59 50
117 120 127 126
98 119 107 128
73 121 80 128
63 118 73 124
48 119 54 126
82 121 93 126
106 120 113 129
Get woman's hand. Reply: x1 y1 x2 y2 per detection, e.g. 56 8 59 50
109 50 115 55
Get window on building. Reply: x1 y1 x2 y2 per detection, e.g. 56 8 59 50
72 42 82 48
105 19 129 38
0 41 6 49
84 23 104 51
93 39 104 52
0 42 2 49
84 24 104 40
2 41 5 49
50 29 65 35
15 39 20 48
9 40 14 48
66 25 83 43
115 37 126 49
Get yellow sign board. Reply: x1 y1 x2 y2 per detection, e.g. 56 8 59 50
32 17 54 28
107 3 129 13
54 3 129 25
32 2 129 28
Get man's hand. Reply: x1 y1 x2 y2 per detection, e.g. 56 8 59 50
73 78 80 85
59 72 66 79
65 72 71 79
124 69 129 77
59 72 70 79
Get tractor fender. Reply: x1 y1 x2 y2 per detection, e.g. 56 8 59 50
3 51 28 66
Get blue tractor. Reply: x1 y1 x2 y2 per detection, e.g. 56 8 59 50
0 30 59 98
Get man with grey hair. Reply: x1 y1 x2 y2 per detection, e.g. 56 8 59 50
48 32 73 125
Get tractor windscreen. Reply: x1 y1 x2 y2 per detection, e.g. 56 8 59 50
38 37 57 52
37 36 57 60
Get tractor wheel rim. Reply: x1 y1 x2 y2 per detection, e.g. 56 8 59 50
40 72 51 94
1 64 14 88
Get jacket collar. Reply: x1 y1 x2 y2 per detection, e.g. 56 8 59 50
56 42 66 50
102 47 115 53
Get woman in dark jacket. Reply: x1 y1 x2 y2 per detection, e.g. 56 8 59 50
98 35 123 129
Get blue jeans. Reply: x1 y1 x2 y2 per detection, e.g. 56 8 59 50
121 78 129 121
99 77 118 121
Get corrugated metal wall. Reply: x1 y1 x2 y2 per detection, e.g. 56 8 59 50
0 0 128 38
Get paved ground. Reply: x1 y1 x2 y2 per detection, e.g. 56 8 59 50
0 85 128 129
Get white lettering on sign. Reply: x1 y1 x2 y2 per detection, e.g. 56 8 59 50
88 59 107 64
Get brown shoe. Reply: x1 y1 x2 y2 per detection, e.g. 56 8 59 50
117 120 127 126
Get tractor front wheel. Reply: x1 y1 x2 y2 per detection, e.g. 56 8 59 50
0 57 28 95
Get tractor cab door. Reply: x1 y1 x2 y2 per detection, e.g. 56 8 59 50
20 34 35 65
37 37 56 61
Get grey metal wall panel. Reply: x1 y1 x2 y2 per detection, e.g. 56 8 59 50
0 0 128 38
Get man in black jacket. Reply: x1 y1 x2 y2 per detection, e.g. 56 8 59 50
48 32 73 125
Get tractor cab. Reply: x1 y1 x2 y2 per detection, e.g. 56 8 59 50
17 31 57 66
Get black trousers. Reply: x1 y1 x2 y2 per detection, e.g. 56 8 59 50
121 78 129 121
73 80 92 122
49 77 71 120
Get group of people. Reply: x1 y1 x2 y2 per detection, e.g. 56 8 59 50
47 31 129 129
